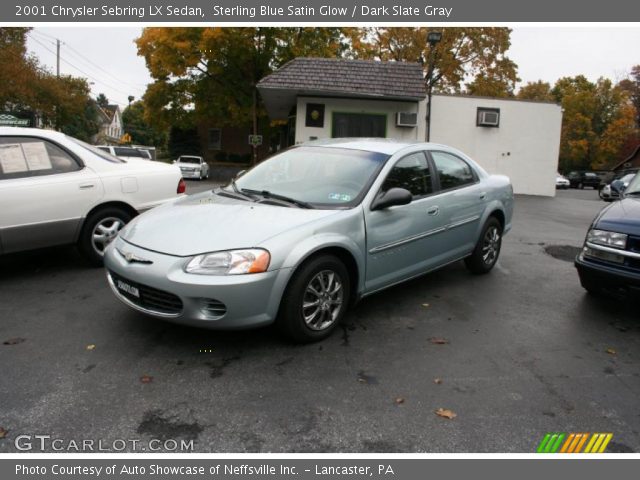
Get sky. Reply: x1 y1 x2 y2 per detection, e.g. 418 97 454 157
25 26 640 109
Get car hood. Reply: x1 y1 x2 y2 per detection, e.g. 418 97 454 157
120 190 339 256
594 196 640 236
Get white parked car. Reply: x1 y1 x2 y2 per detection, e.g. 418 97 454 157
175 155 210 180
0 128 185 265
556 173 570 189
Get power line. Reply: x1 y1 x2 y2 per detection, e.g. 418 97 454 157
27 33 133 105
31 30 148 90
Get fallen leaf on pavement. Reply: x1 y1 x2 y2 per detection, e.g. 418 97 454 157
0 427 7 439
395 397 405 405
606 348 617 355
435 408 457 419
429 337 449 345
86 344 96 351
3 338 26 345
140 375 153 384
434 378 443 385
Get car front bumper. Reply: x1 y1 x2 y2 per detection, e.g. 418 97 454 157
575 252 640 293
104 238 292 329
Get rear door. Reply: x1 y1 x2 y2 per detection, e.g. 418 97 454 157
0 136 103 253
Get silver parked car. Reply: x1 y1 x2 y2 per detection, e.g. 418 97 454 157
104 139 513 342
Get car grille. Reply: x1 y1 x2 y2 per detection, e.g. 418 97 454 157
109 271 183 315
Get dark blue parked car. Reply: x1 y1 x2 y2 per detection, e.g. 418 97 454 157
575 174 640 296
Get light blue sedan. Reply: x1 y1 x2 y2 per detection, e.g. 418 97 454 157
104 139 513 342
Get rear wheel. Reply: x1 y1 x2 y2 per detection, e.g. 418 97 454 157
277 255 350 343
78 207 132 267
464 217 502 274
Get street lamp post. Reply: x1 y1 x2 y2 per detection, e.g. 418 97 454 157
425 31 442 142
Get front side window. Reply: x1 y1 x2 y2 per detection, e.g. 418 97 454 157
381 152 433 197
0 136 81 180
431 151 476 191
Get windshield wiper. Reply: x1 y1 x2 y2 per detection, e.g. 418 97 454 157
240 188 314 209
215 180 257 202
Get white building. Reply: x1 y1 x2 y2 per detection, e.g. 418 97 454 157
258 57 562 197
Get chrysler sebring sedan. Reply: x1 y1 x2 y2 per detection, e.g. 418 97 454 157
105 139 513 342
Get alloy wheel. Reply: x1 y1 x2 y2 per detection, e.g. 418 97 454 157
302 270 344 331
482 226 501 265
92 217 125 256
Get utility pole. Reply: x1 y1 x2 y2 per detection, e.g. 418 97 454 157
56 39 60 77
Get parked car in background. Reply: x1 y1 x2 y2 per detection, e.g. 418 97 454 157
97 145 151 161
576 172 640 297
556 173 570 189
174 155 210 180
105 139 514 342
600 172 637 202
566 171 601 189
0 128 185 265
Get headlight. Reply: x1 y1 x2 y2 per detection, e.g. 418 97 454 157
587 229 627 249
185 249 270 275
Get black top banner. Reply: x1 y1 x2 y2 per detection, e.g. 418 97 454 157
3 0 640 22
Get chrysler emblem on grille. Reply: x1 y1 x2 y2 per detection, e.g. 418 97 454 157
117 248 153 264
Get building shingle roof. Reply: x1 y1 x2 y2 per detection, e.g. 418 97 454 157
258 57 426 100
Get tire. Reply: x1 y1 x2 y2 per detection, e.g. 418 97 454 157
579 182 584 189
464 217 503 274
78 206 132 267
277 255 351 343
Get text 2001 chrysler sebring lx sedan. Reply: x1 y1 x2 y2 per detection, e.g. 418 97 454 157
105 139 514 342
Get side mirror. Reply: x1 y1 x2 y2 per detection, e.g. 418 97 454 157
610 179 625 195
235 169 247 179
371 188 413 211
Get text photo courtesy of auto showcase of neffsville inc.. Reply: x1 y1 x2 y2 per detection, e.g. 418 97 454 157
1 3 640 469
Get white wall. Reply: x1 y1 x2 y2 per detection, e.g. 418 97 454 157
295 96 426 144
430 95 562 197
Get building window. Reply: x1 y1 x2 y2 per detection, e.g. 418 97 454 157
208 128 222 150
332 113 386 138
477 107 500 128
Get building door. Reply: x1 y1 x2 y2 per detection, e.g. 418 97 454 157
332 113 386 138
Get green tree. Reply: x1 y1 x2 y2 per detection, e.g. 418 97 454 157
618 65 640 128
167 126 200 159
122 100 166 147
517 81 554 102
96 93 109 109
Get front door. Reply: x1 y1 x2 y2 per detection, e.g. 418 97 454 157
364 151 448 292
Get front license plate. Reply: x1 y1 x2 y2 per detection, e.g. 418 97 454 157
116 279 140 298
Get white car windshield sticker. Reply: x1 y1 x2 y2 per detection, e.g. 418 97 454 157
328 193 352 202
22 142 52 171
0 144 29 174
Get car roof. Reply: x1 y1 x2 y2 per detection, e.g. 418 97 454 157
300 138 450 156
0 126 68 140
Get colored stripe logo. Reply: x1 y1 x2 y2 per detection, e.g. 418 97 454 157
537 433 613 453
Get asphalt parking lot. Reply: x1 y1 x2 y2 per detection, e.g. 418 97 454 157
1 185 638 453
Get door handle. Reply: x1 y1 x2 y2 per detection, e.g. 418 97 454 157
427 206 439 216
79 183 95 190
479 192 487 200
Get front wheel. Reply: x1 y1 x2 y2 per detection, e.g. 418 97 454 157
78 207 132 267
464 217 503 274
277 255 350 343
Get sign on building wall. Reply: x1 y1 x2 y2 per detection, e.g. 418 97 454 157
305 104 325 128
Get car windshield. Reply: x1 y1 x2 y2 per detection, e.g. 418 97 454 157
232 146 389 208
179 157 201 164
67 137 125 163
624 173 640 194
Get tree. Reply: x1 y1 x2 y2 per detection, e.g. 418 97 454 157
122 100 166 147
552 75 639 170
618 65 640 128
517 81 554 102
167 126 200 159
348 27 519 95
96 93 109 108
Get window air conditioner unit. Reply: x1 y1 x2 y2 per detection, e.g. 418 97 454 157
477 109 500 127
396 112 418 127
